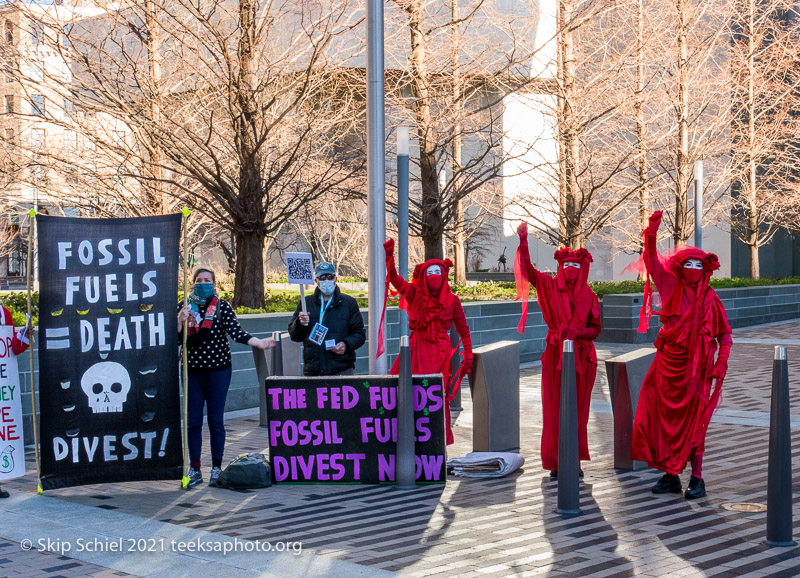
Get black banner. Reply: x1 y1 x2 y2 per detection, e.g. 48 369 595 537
38 214 182 489
265 375 446 484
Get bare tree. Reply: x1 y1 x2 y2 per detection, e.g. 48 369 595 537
24 0 365 308
729 0 800 278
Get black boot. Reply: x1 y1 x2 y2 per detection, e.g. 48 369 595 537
651 473 682 494
0 486 9 498
549 470 558 479
684 476 706 499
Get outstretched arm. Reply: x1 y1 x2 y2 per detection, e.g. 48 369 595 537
384 239 412 296
517 223 547 289
643 211 668 292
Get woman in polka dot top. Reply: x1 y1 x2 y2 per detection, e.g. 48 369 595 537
177 268 275 488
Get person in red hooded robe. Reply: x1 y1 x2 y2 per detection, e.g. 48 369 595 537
384 239 473 445
632 210 732 499
514 223 601 477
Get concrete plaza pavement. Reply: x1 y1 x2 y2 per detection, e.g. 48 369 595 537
3 320 800 576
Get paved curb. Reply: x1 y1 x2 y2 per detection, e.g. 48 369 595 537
0 493 398 577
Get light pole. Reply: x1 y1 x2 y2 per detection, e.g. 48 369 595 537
396 127 409 338
367 0 387 373
694 159 703 249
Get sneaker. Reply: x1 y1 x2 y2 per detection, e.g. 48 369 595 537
684 476 706 499
0 486 8 498
185 468 202 488
208 467 222 487
651 473 682 494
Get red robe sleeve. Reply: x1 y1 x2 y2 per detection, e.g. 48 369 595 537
2 306 29 355
452 298 473 366
386 254 415 305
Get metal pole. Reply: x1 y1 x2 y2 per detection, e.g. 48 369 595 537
397 127 409 338
367 0 387 374
271 331 283 377
396 335 416 488
694 159 703 250
766 345 795 546
556 339 580 516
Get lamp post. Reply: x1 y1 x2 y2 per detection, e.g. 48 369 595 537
694 159 703 250
397 127 409 337
367 0 386 373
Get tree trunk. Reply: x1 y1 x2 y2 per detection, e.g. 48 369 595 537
231 0 267 308
145 0 164 214
674 0 690 247
558 0 582 250
232 228 266 308
408 0 443 261
746 0 760 280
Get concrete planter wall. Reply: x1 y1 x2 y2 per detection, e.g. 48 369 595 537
16 283 800 444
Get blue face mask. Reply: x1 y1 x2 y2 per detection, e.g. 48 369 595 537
193 283 215 299
319 280 335 296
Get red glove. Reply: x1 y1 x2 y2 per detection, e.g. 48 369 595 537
384 239 394 258
517 222 528 241
646 211 662 235
710 361 727 380
562 327 578 341
459 354 473 378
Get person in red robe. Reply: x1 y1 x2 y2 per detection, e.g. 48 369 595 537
384 239 473 445
514 223 601 477
0 304 32 499
632 210 732 499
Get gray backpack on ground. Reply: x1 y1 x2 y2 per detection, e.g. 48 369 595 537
219 453 272 489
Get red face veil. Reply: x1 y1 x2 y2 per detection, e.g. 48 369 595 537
426 264 444 293
562 262 581 283
682 258 703 284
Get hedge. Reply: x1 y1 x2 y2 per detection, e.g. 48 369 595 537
4 275 799 323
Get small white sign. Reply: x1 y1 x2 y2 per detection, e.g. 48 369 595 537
285 252 314 285
0 325 26 480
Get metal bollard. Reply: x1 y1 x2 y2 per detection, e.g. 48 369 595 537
766 345 795 546
271 331 283 377
396 335 416 488
557 339 581 516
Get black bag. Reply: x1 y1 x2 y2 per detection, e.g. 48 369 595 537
219 453 272 489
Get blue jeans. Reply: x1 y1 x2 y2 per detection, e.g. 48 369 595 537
187 368 232 466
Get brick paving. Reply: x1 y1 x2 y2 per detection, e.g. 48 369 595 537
3 321 800 576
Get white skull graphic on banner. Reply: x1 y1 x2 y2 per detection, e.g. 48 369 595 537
80 361 131 413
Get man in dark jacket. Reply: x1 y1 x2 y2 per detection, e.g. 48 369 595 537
288 262 366 375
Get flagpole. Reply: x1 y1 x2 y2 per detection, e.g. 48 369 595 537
26 209 42 493
180 207 191 489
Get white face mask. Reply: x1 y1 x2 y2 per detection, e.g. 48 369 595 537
683 259 703 270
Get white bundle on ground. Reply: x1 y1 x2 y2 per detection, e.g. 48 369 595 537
446 452 525 478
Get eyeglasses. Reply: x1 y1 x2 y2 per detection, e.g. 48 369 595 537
317 274 335 281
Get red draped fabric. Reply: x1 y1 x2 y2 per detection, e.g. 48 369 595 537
632 214 732 475
515 227 601 471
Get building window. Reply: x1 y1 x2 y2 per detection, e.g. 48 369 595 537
63 97 73 115
31 94 44 116
30 61 44 82
31 128 45 149
83 136 95 151
4 128 13 142
62 63 72 83
62 23 71 47
4 95 13 113
63 129 75 149
30 20 43 46
5 62 14 83
4 21 13 44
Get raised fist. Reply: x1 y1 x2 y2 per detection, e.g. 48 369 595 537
646 211 663 235
383 239 394 256
517 222 528 240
